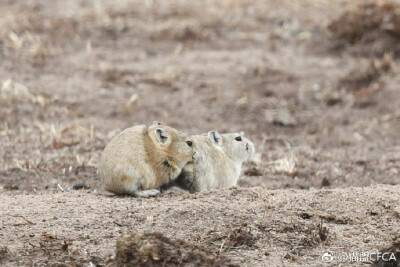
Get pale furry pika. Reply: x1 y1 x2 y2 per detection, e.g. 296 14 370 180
99 122 195 197
173 131 255 193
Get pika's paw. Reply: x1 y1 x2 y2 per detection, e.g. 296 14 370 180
135 189 160 198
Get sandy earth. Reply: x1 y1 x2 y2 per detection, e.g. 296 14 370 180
1 186 399 266
1 0 400 266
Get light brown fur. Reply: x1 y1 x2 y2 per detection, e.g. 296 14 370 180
173 131 255 193
99 122 195 197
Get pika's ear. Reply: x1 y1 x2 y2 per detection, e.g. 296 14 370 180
153 121 162 125
208 131 222 147
155 128 169 145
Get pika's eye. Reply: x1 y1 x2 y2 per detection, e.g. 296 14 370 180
186 141 193 147
235 136 242 141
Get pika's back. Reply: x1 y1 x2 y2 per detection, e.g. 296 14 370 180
104 125 146 154
99 125 148 179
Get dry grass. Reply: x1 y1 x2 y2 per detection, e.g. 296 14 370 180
264 140 298 177
209 223 257 253
339 57 392 92
1 115 102 191
328 2 400 57
338 56 393 107
108 232 235 267
150 21 217 42
0 10 80 63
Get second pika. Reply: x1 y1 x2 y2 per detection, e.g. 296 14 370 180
173 131 255 193
99 122 195 197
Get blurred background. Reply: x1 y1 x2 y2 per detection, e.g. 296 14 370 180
1 0 400 192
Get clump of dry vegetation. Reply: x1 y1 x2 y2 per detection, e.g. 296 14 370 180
108 232 235 267
328 2 400 57
0 10 80 63
150 22 216 42
338 57 392 92
0 79 51 107
208 223 257 253
99 69 136 86
337 56 393 107
0 247 12 264
264 140 298 177
297 220 329 248
244 166 263 176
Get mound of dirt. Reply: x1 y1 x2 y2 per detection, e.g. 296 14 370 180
109 232 235 267
328 2 400 57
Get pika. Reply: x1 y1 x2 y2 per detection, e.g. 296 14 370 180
173 131 255 193
99 122 195 197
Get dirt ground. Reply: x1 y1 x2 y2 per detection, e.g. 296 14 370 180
0 0 400 266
